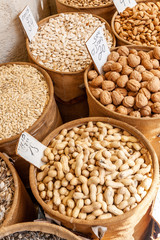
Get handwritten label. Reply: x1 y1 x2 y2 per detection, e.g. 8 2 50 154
19 5 38 42
16 132 46 168
150 186 160 226
86 27 110 74
113 0 137 13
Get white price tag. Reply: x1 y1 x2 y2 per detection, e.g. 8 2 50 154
19 5 38 42
86 27 110 75
16 132 47 169
151 186 160 227
113 0 137 13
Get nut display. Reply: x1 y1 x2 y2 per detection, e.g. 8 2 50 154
0 157 14 225
29 13 113 72
114 2 160 46
88 46 160 117
36 121 152 220
58 0 113 7
0 64 49 140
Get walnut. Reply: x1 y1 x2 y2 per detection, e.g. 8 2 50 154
148 50 154 59
102 81 115 91
128 91 137 97
127 54 141 68
138 51 150 61
127 107 133 114
142 71 154 81
136 93 148 108
127 79 141 92
89 75 104 87
148 101 153 107
152 114 160 117
141 59 153 71
151 92 160 102
111 90 124 106
123 96 135 108
108 52 120 62
103 61 114 72
110 62 122 72
151 102 160 113
121 65 133 75
153 47 160 60
141 81 148 88
150 69 160 78
100 91 112 105
140 106 151 117
151 59 159 69
105 104 116 112
147 76 160 92
107 72 120 82
105 71 111 79
116 105 128 115
135 65 146 73
129 49 138 55
129 111 141 118
118 56 128 67
139 88 151 100
88 70 98 80
130 70 142 82
90 87 103 100
117 75 128 88
117 46 129 56
115 88 128 97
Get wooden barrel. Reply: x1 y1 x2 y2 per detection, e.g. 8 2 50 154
0 222 81 240
0 153 36 227
55 0 116 24
84 45 160 164
0 62 62 185
26 13 116 102
29 117 159 240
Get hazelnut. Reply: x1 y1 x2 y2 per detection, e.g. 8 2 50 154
153 47 160 60
151 59 159 69
128 54 141 68
129 49 138 55
102 81 115 91
118 56 128 67
110 62 122 72
136 93 148 108
138 51 150 61
147 76 160 92
103 61 114 72
151 102 160 113
90 87 103 100
128 91 137 97
90 75 104 87
141 81 148 88
117 46 129 56
116 105 128 115
117 75 128 88
130 70 142 82
150 69 160 78
107 72 120 82
135 65 146 73
151 92 160 102
100 91 112 105
127 79 141 92
129 111 141 118
139 88 151 100
121 65 133 75
88 70 98 80
115 88 128 97
108 52 120 62
123 96 135 108
142 71 154 81
140 106 151 117
141 59 153 71
105 104 116 112
111 91 124 106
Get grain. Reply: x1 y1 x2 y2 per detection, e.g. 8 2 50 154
58 0 112 7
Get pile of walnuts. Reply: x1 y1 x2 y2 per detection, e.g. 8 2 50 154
88 46 160 117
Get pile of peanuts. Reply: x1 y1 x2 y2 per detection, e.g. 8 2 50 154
37 121 152 220
114 2 160 46
88 46 160 117
58 0 112 7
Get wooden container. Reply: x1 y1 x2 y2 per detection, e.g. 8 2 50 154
55 0 116 24
29 117 159 240
26 13 116 102
0 153 36 227
0 62 62 184
0 222 81 240
84 45 160 164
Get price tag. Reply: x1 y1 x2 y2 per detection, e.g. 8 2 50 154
113 0 137 13
19 5 38 42
86 26 110 75
150 186 160 227
16 132 47 169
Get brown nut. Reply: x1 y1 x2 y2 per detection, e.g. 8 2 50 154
128 54 141 68
108 52 120 62
90 88 103 100
152 114 160 117
110 62 122 72
150 69 160 78
138 51 150 61
117 75 128 88
139 88 151 100
105 104 116 111
118 56 128 67
107 72 121 82
136 93 148 108
129 49 138 55
129 111 141 118
151 59 159 69
117 46 129 56
130 70 142 82
148 50 154 59
104 71 111 79
116 105 128 115
140 106 151 117
141 59 153 71
142 71 154 81
121 65 133 75
100 91 112 105
115 88 128 97
151 92 160 102
141 81 148 88
148 101 153 107
88 70 98 80
123 96 135 108
151 102 160 113
90 75 104 87
111 91 124 106
128 91 137 97
127 107 133 114
103 61 114 72
153 47 160 60
135 65 146 73
102 81 116 91
127 79 141 92
147 76 160 92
